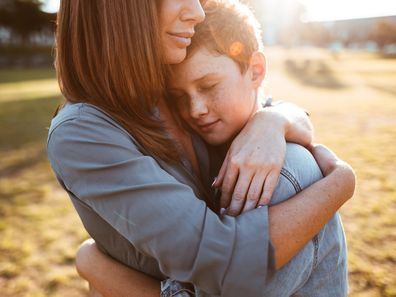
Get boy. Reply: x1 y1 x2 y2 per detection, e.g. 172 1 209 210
164 0 348 296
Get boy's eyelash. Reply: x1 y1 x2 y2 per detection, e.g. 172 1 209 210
200 83 218 91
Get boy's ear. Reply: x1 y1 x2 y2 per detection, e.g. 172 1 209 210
249 51 266 88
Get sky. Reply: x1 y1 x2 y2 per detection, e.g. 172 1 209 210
41 0 60 13
298 0 396 22
42 0 396 22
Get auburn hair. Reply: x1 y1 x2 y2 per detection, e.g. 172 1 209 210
55 0 180 162
187 0 263 73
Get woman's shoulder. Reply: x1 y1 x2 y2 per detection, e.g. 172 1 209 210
47 102 141 156
49 103 124 135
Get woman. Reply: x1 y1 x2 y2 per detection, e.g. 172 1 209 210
48 0 355 296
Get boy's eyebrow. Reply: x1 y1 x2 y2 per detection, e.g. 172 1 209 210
192 73 222 83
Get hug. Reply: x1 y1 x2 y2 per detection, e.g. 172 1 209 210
48 0 355 296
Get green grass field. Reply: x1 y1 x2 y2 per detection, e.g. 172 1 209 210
0 48 395 296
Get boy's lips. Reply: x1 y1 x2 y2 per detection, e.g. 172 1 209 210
196 120 220 133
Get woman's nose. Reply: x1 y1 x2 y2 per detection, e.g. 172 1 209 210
181 0 205 24
190 96 209 119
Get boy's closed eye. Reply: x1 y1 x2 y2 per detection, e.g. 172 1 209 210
198 82 219 92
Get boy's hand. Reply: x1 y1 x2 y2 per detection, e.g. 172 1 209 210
214 110 287 216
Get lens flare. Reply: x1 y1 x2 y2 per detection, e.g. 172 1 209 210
229 41 244 57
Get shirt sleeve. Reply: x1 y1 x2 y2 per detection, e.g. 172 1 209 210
47 110 273 297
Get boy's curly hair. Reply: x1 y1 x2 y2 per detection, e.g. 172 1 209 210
187 0 263 73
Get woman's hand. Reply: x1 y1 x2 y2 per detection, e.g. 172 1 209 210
308 144 340 176
308 143 356 204
214 103 313 216
309 143 355 184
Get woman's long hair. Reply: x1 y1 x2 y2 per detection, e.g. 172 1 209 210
55 0 179 162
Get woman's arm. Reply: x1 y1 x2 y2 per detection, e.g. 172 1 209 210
270 144 355 268
49 105 352 296
76 239 160 297
215 102 313 215
47 105 273 296
75 144 354 296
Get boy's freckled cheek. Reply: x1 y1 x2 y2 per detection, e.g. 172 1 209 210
213 86 227 103
211 90 225 115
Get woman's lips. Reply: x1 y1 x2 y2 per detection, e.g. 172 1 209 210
168 32 193 47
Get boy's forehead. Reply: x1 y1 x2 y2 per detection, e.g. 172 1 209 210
184 47 218 67
173 47 236 78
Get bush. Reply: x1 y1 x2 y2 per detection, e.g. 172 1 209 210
0 45 54 68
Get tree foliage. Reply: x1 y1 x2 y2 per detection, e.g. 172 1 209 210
0 0 55 44
369 20 396 50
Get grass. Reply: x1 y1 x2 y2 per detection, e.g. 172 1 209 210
0 68 56 84
266 47 396 296
0 68 88 297
0 49 395 296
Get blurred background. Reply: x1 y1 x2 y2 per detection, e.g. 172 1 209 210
0 0 395 296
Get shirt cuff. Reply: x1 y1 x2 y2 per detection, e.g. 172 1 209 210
160 279 195 297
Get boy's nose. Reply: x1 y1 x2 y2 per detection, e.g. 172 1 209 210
190 96 209 119
181 0 205 25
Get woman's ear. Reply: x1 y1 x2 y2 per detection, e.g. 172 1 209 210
249 51 267 88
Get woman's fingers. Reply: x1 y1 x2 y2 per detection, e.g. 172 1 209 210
219 158 239 209
213 151 229 188
258 170 280 206
242 174 266 213
226 171 254 216
217 155 283 213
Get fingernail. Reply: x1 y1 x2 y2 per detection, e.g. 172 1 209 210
220 208 227 215
211 176 218 187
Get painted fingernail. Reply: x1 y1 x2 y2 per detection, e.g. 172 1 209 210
211 177 218 187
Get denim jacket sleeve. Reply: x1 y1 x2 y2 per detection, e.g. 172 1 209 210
47 104 273 297
270 143 323 206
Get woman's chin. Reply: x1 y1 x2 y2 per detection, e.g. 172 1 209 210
164 49 187 65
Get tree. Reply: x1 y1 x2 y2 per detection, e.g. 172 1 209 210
300 23 334 47
369 20 396 50
0 0 55 44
